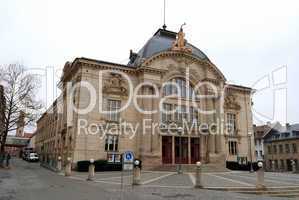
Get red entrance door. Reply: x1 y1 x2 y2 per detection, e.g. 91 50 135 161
162 136 172 164
175 137 188 164
191 138 200 164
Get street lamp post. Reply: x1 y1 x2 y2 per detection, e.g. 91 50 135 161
177 127 183 174
248 132 254 173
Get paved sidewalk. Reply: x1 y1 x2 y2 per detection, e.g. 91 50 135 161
70 170 299 189
0 159 294 200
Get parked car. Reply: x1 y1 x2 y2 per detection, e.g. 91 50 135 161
22 147 34 160
27 153 39 162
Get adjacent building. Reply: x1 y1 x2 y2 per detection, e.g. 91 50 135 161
264 123 299 172
253 124 271 161
35 27 255 170
4 112 34 157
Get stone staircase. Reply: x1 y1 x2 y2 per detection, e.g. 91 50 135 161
207 186 299 198
147 163 230 173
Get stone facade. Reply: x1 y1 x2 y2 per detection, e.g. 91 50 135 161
253 124 272 161
35 28 255 169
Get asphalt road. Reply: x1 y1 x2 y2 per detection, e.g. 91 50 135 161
0 159 285 200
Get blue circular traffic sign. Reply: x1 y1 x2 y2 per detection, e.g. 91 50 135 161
123 151 134 162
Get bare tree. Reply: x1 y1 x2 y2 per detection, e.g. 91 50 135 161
0 64 42 160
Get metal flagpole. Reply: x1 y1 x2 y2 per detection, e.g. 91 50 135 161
163 0 167 29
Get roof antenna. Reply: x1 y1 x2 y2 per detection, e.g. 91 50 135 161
162 0 167 30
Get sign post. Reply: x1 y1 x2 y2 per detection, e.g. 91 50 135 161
121 151 134 189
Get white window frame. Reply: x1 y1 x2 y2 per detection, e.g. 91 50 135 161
107 99 121 122
105 135 119 152
226 113 237 135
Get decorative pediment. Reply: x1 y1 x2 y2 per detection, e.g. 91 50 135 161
103 73 128 96
224 94 241 110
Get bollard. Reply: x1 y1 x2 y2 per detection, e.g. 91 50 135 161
87 159 95 181
133 160 141 185
65 157 72 177
272 160 275 172
57 156 62 172
256 162 266 190
291 160 296 173
195 161 203 188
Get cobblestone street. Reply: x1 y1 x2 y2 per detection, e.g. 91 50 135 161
0 159 295 200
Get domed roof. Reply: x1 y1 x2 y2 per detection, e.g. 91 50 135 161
128 28 210 66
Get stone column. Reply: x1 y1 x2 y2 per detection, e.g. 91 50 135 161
64 157 72 177
87 159 95 181
272 160 275 172
133 159 141 185
57 156 62 172
256 162 266 190
209 135 216 154
291 160 296 173
133 167 141 185
195 161 203 188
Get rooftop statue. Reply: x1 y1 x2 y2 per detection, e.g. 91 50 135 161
171 23 192 53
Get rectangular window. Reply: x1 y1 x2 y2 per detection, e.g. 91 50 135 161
105 135 118 152
175 105 182 122
285 144 290 153
279 144 283 154
107 99 121 122
173 105 188 123
268 146 272 154
163 84 172 96
274 160 278 170
226 113 237 135
228 141 238 155
293 143 297 153
190 107 199 123
255 150 258 157
162 103 173 123
280 159 285 170
181 105 187 121
273 145 277 154
175 79 185 98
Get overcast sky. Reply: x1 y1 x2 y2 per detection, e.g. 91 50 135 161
0 0 298 126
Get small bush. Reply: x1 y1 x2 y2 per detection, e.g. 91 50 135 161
77 160 90 172
226 161 259 171
77 160 122 172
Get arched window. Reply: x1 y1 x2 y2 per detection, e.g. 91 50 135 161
162 78 195 98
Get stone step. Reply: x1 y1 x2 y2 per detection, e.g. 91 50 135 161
239 189 299 195
208 186 299 192
209 187 299 198
269 193 299 198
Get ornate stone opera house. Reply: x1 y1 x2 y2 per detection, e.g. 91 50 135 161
35 27 255 170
